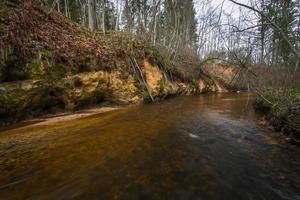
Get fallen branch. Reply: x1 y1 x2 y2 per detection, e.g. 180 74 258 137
254 88 275 106
132 57 154 102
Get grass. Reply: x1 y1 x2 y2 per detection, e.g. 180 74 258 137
254 86 300 137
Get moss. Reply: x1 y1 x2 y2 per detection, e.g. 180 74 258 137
27 58 42 79
0 1 13 17
40 50 53 59
2 50 30 82
130 75 149 101
155 79 170 99
145 46 164 67
0 89 26 118
27 50 66 81
0 90 24 105
254 87 300 135
50 64 66 80
0 23 5 37
133 75 143 92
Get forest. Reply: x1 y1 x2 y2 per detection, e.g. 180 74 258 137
44 0 300 67
0 0 300 199
42 0 300 85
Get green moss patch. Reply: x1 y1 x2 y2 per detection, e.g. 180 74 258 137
254 87 300 136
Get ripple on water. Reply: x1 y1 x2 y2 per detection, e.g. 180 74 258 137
0 93 299 200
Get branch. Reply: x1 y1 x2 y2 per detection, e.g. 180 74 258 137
230 24 269 32
254 89 275 106
229 0 300 66
132 57 154 102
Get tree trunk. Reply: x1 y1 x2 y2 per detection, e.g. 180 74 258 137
80 2 86 27
64 0 68 17
57 0 60 12
229 0 300 68
260 0 266 65
102 0 106 34
88 0 96 31
115 0 120 31
124 0 132 32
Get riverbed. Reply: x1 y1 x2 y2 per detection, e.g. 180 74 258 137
0 93 299 199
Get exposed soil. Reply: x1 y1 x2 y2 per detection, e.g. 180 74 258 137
25 105 122 126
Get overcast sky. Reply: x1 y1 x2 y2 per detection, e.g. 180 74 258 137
196 0 251 18
211 0 250 10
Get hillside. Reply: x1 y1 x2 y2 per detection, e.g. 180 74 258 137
0 0 225 125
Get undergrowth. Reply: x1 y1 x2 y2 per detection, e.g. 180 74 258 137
255 87 300 136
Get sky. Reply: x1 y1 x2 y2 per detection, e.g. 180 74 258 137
197 0 251 18
211 0 250 10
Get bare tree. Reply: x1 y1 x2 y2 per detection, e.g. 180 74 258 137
229 0 300 71
88 0 96 31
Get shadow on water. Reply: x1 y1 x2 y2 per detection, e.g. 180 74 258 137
0 93 299 199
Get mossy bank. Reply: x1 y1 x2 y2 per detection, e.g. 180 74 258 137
254 87 300 142
0 0 225 125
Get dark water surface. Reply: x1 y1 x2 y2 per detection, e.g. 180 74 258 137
0 93 299 200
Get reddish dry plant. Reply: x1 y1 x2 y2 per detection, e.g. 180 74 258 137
1 0 111 66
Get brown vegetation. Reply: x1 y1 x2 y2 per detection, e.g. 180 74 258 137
0 0 224 126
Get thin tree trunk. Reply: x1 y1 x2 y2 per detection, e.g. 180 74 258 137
115 0 120 31
80 2 86 27
64 0 68 17
88 0 96 31
102 0 106 34
57 0 60 12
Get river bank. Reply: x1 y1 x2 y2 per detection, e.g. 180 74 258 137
0 0 226 126
254 87 300 144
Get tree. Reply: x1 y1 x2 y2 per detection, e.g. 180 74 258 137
88 0 96 31
229 0 300 69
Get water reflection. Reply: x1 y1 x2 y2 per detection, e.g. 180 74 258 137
0 93 299 199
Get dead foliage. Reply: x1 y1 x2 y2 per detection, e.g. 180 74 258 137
0 0 113 68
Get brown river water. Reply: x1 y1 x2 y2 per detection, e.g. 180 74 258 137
0 93 299 200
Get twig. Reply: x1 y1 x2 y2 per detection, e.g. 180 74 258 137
48 0 59 15
254 89 274 106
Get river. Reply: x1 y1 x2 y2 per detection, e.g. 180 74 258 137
0 93 299 200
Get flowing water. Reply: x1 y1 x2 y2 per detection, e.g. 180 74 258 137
0 93 299 200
